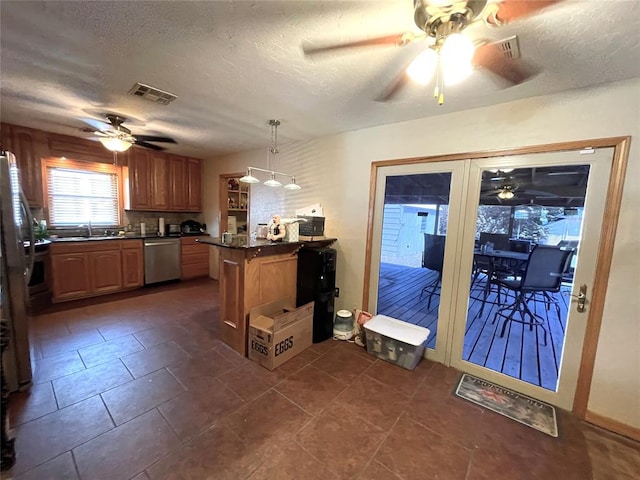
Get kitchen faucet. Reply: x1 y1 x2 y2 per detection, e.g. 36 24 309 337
78 221 92 237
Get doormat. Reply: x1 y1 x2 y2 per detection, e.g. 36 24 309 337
454 374 558 437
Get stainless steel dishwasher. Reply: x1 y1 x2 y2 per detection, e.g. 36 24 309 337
144 238 181 284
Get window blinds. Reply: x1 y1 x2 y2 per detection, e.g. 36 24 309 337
47 167 120 226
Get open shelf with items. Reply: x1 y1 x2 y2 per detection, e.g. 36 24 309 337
219 173 249 237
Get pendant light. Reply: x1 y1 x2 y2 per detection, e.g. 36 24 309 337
239 119 302 190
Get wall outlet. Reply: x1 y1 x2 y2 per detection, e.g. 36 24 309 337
334 287 340 298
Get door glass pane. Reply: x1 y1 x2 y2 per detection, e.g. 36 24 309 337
376 172 452 350
462 165 589 391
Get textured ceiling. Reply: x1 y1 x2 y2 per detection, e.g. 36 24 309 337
1 0 639 159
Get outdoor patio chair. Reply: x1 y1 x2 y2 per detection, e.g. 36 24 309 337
479 232 510 251
419 233 446 309
490 245 574 345
473 232 515 284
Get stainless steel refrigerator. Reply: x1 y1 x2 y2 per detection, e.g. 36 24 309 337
1 150 35 391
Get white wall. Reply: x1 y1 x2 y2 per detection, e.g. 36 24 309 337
203 78 640 429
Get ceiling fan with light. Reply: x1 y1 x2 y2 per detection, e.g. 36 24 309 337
303 0 562 104
81 114 177 152
481 169 562 201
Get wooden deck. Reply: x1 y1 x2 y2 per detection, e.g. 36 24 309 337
376 262 570 391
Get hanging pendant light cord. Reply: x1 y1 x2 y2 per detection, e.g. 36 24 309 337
240 119 300 189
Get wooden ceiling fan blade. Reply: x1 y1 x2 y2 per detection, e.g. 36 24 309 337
375 70 411 102
134 140 166 151
489 0 562 24
374 50 427 103
134 135 177 143
473 42 537 85
302 32 416 56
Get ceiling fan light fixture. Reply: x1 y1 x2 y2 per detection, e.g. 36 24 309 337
498 188 515 200
407 48 438 84
99 136 133 152
440 33 475 85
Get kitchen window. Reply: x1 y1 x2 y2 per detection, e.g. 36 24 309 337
42 157 122 227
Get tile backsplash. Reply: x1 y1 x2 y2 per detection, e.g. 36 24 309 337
123 211 205 235
32 207 205 237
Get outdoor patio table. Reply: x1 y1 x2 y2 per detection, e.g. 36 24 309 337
473 249 530 313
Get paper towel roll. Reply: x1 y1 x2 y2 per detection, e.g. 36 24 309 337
158 217 165 235
140 222 146 235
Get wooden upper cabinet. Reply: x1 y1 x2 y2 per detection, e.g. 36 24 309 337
186 158 202 211
171 156 203 212
127 150 201 212
151 152 170 210
1 124 12 151
129 148 153 209
1 124 43 207
169 156 187 210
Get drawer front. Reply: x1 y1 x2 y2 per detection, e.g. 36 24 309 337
51 240 121 254
180 236 201 246
182 252 209 265
182 262 209 279
121 239 143 250
182 244 208 256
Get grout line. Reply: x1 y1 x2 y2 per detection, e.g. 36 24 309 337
354 412 403 478
69 449 82 480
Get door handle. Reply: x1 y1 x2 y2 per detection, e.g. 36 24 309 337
20 188 36 286
568 284 588 313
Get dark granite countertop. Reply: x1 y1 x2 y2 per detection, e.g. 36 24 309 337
48 234 208 243
198 236 336 250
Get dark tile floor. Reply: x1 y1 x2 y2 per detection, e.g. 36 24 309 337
3 279 640 479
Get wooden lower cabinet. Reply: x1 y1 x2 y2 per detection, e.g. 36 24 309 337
51 239 143 302
181 236 209 279
50 253 92 301
121 240 144 288
89 250 122 294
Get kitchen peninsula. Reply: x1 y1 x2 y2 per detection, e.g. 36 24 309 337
199 237 336 356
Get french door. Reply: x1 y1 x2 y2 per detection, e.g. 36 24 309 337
368 160 467 364
367 145 615 410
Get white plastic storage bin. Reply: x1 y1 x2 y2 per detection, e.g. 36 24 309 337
363 315 430 370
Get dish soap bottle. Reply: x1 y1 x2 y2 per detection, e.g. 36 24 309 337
35 219 48 240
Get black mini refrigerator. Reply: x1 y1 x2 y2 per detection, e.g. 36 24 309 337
296 247 336 343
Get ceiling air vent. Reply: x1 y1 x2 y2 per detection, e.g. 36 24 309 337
495 35 521 60
128 83 178 105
